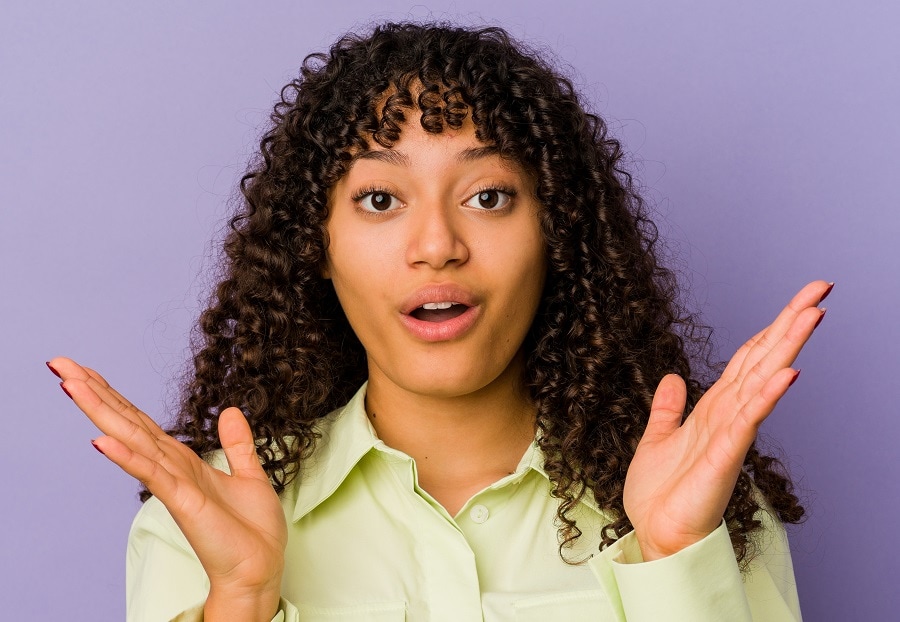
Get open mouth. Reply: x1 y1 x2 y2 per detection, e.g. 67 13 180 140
408 302 469 322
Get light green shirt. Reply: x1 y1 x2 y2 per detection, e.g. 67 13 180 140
126 385 801 621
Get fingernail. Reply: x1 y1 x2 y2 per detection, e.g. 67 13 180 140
814 307 827 329
60 382 73 400
789 369 802 387
819 282 835 303
46 361 61 378
91 440 105 455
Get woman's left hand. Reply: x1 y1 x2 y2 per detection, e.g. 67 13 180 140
623 280 831 561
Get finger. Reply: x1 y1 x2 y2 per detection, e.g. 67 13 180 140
50 358 137 417
48 356 94 383
92 434 183 501
736 305 823 402
719 326 767 383
91 436 175 495
642 374 688 442
724 280 831 383
82 367 164 435
50 357 165 437
51 358 136 412
729 367 801 450
83 366 136 410
60 377 167 461
82 373 166 437
218 407 268 482
734 281 829 378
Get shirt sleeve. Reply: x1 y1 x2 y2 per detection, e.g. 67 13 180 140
126 496 301 622
587 512 801 621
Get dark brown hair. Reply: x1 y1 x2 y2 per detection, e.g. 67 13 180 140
161 22 804 564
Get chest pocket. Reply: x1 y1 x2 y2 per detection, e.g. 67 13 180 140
512 589 608 622
296 601 407 621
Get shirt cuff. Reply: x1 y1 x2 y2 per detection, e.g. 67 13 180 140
171 598 294 622
588 521 752 622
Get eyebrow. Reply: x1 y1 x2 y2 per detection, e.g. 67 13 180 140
355 149 410 166
455 145 501 163
352 145 501 167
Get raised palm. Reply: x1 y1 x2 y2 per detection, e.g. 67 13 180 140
49 358 287 613
623 280 830 560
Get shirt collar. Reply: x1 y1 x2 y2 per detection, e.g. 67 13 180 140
290 383 602 521
291 383 378 522
517 438 603 515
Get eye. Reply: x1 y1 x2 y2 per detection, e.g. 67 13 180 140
463 188 513 210
356 190 401 212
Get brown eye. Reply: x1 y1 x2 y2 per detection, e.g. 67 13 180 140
464 189 511 210
359 191 400 212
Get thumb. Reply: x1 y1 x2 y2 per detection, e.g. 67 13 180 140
218 407 267 481
643 374 688 441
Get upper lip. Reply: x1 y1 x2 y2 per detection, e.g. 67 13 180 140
400 284 479 315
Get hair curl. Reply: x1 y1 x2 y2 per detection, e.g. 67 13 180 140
159 22 804 565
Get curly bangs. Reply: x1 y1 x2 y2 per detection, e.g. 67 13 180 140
286 22 606 207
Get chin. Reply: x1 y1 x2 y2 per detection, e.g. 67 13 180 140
374 349 525 400
401 371 494 399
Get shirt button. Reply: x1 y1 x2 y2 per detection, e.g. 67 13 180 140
469 504 490 524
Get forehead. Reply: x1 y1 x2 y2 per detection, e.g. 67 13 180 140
347 113 528 180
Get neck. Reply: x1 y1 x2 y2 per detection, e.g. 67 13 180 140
364 363 536 516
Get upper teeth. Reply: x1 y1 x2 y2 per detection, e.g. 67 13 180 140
422 302 456 310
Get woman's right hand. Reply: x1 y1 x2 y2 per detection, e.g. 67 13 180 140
48 357 287 622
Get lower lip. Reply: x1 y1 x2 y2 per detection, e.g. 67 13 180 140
399 306 481 342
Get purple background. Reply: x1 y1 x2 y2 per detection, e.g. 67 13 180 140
2 2 897 619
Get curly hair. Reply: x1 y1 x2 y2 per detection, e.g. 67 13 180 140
160 21 804 565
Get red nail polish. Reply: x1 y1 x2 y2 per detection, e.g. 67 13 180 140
814 308 827 329
60 382 73 400
91 440 105 455
788 369 801 387
46 361 61 378
819 282 835 303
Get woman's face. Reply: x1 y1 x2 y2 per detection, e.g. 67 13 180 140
325 115 547 399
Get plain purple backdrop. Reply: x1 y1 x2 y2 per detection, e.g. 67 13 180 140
2 1 897 619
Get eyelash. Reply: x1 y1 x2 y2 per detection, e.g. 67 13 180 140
466 184 517 211
351 186 400 213
350 184 518 214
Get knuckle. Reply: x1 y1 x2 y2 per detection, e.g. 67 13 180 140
748 363 768 385
754 333 775 351
121 419 144 444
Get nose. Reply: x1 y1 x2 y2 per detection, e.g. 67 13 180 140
405 201 469 270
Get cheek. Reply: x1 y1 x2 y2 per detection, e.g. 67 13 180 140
325 220 366 285
324 228 362 307
325 231 395 327
515 228 548 291
496 231 547 325
328 217 400 272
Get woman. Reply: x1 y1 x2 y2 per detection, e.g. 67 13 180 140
49 22 825 621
